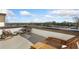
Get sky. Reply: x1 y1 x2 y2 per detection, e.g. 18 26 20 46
1 9 79 23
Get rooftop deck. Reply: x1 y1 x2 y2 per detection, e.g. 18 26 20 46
0 35 33 49
0 28 78 49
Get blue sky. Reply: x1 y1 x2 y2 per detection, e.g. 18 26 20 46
5 9 79 23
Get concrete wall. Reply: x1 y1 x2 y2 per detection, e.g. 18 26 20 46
0 22 4 27
32 28 75 40
0 28 22 35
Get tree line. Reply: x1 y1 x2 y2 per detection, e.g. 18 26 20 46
33 21 74 27
32 16 79 29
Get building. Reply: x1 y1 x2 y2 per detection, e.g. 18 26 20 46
0 13 6 27
0 9 6 27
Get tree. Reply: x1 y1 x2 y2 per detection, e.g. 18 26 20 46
74 17 79 29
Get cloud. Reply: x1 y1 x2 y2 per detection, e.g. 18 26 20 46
44 15 53 18
6 16 17 22
6 10 15 16
32 17 54 23
32 18 49 23
5 10 16 22
20 11 32 16
49 9 79 16
32 18 42 23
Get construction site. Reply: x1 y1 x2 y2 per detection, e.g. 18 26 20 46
0 10 79 49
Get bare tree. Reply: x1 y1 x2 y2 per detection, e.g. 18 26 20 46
74 17 79 29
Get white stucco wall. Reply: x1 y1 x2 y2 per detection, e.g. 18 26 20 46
0 28 22 35
0 9 7 14
0 22 5 27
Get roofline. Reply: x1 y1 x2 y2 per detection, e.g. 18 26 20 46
0 13 6 15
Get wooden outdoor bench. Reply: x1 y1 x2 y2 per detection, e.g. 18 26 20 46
66 36 79 49
31 36 79 49
31 42 56 49
31 37 66 49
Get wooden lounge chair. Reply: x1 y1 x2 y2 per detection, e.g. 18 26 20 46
66 36 79 49
31 36 79 49
42 37 66 49
31 42 56 49
31 37 66 49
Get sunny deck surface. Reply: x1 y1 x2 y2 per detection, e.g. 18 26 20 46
0 35 33 49
32 28 75 41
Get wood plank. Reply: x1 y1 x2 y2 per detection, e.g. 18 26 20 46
31 42 56 49
66 36 79 49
